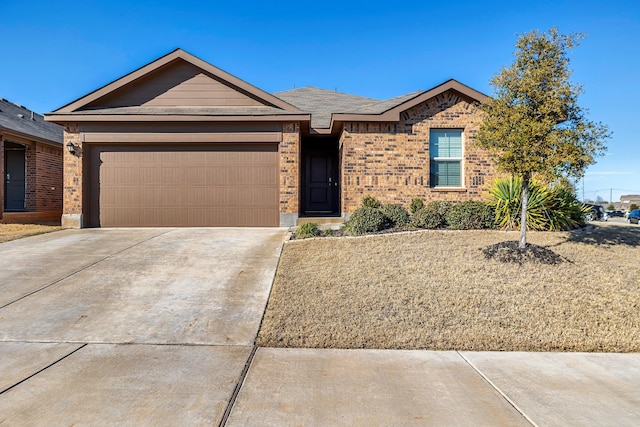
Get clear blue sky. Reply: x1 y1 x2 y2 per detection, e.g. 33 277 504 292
2 0 638 202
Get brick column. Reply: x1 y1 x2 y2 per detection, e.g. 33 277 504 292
279 122 300 226
62 124 83 228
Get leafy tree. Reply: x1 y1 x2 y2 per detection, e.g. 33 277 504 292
477 28 610 248
607 204 615 211
630 203 639 212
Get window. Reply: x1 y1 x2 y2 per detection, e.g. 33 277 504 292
430 130 463 187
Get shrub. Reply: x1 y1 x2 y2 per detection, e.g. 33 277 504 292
295 222 321 239
410 201 452 229
345 207 386 235
410 198 425 214
446 201 496 230
380 204 410 227
489 177 584 231
321 227 345 237
630 203 639 211
361 195 382 208
545 182 587 230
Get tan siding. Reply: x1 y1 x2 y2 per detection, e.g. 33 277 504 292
84 60 265 109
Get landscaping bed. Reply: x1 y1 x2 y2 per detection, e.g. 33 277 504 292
257 223 640 352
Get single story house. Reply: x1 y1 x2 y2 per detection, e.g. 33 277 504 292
1 98 63 223
45 49 496 228
620 195 640 211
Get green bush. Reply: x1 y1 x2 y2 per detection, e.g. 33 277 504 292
445 201 496 230
630 203 639 211
410 198 425 214
410 201 452 229
380 204 410 227
489 177 584 231
546 183 587 229
346 207 386 235
361 195 382 208
294 222 321 239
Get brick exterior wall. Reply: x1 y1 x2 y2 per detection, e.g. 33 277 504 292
339 91 496 213
279 122 300 214
34 144 63 211
25 146 36 211
63 123 83 215
1 137 62 216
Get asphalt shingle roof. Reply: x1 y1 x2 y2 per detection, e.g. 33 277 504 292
0 98 63 144
274 86 425 128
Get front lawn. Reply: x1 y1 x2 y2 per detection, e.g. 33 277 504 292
257 223 640 352
0 223 62 243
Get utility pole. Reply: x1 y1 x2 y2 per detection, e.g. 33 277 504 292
610 188 613 206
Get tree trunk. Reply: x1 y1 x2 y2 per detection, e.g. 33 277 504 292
519 178 530 249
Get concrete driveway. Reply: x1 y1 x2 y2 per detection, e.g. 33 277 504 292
0 228 287 425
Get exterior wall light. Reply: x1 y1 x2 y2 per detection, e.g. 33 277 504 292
66 141 76 155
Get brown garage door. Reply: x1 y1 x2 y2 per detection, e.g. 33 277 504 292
90 144 279 227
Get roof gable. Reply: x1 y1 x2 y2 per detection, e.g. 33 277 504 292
53 49 300 114
83 60 265 109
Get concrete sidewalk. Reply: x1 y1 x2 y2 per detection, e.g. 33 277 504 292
227 349 640 426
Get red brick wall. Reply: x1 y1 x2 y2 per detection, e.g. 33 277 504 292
25 147 36 211
339 90 496 213
34 144 63 211
19 143 62 213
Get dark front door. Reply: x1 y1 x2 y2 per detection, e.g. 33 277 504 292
4 148 26 211
305 152 338 214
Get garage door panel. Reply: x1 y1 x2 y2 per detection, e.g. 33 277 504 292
95 144 279 227
255 166 278 185
186 167 209 185
207 168 229 185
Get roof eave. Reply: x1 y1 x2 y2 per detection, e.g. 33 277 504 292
44 113 311 124
325 80 488 132
0 126 63 147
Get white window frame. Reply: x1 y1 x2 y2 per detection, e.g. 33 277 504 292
429 129 464 188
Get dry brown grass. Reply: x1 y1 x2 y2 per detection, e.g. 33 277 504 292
257 222 640 352
0 223 62 243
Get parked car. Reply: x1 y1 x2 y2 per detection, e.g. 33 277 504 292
607 210 624 217
583 204 608 221
627 209 640 224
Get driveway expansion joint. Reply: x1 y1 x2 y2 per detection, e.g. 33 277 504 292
457 351 538 427
0 344 87 396
0 230 173 310
219 345 258 427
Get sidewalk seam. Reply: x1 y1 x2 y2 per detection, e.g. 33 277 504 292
0 343 87 395
219 345 257 427
0 230 173 310
457 351 538 427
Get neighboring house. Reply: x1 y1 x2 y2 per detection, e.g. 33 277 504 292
0 98 63 223
45 49 496 228
620 195 640 211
